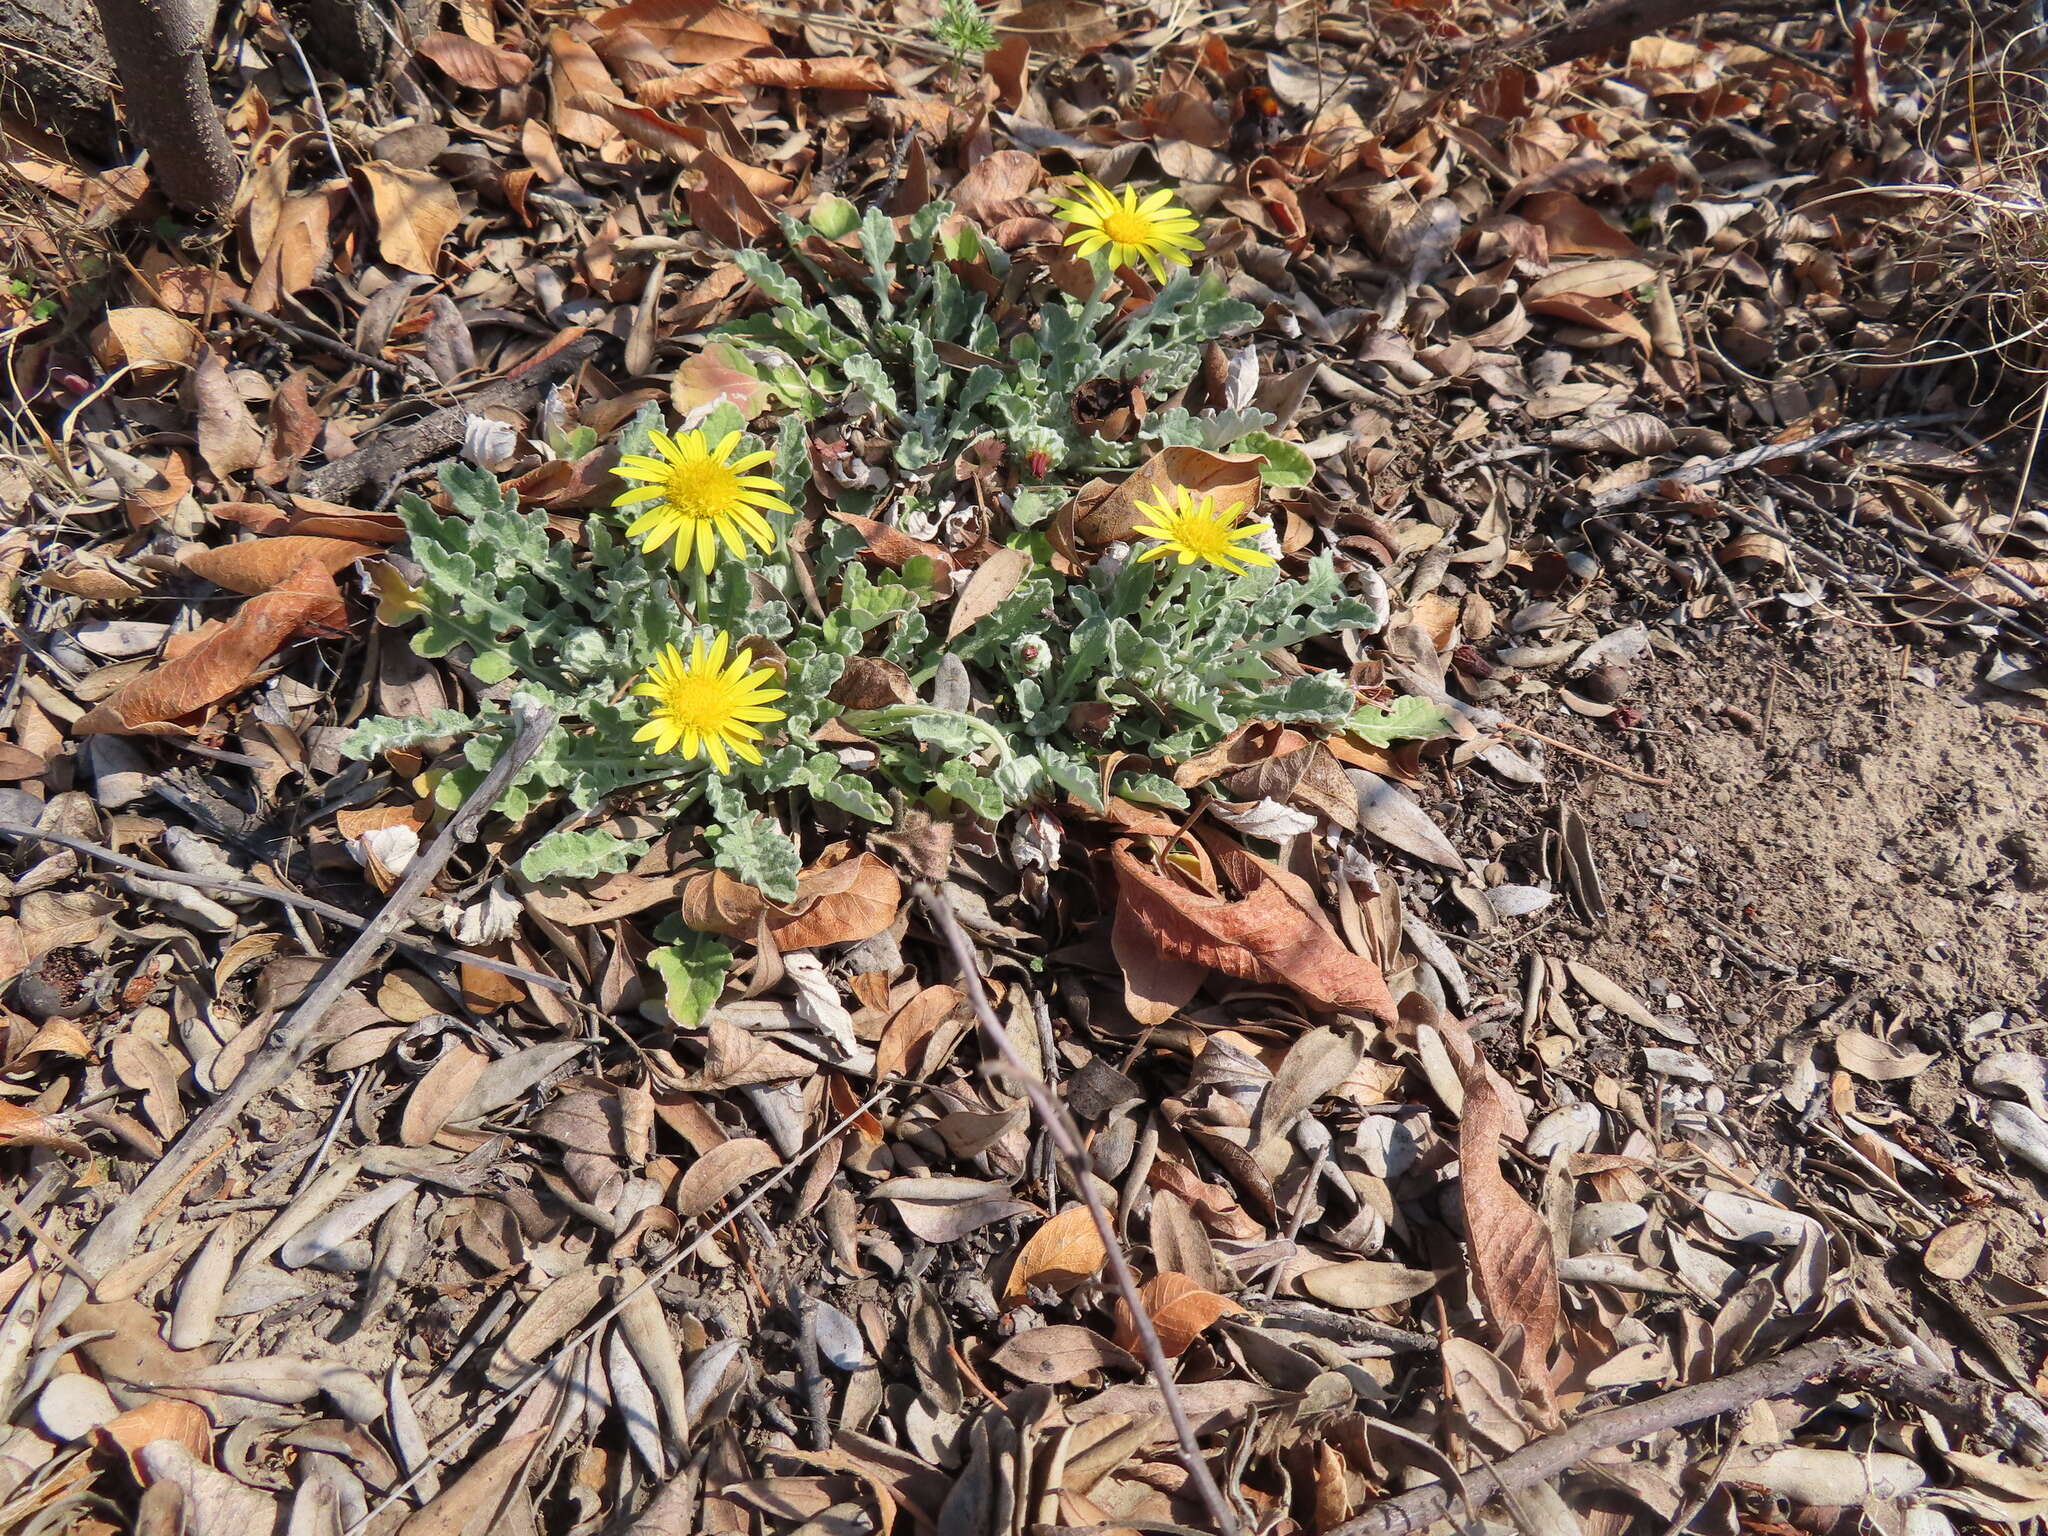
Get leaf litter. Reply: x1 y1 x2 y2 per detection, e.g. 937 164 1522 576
1 3 2047 1536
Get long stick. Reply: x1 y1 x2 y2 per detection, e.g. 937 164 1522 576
0 823 568 992
1328 1336 1856 1536
1583 415 1965 511
50 703 557 1332
916 884 1242 1536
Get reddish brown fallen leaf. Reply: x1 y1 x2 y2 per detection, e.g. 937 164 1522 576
685 151 781 246
74 561 345 735
1109 836 1394 1021
0 1102 87 1155
183 536 380 595
1525 293 1652 353
1450 1016 1560 1410
96 1400 214 1483
1076 446 1262 546
1112 1271 1242 1358
680 867 768 939
826 511 955 575
593 0 773 63
873 984 963 1081
637 55 895 105
948 149 1042 225
1520 190 1643 259
256 371 323 486
547 30 621 147
417 31 531 89
767 848 900 951
569 93 698 161
1004 1204 1107 1302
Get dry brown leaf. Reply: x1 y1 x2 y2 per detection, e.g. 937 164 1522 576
183 537 380 595
593 0 773 62
95 1399 213 1482
0 1102 87 1155
257 372 323 486
947 150 1042 225
1298 1260 1441 1310
947 546 1034 641
685 151 782 247
92 308 200 376
825 511 955 575
1451 1020 1560 1408
397 1428 544 1536
676 1137 779 1217
1112 1271 1241 1358
874 984 963 1081
996 0 1125 56
401 1041 490 1146
1109 835 1395 1021
1075 447 1262 546
1525 259 1659 303
1520 190 1643 258
547 31 621 146
989 1325 1137 1384
74 560 346 735
360 162 461 275
190 348 265 478
636 55 894 105
1924 1220 1987 1280
417 31 531 89
767 848 900 951
1004 1205 1107 1302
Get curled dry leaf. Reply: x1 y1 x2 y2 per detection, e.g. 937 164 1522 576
1109 836 1395 1022
1452 1022 1560 1407
1112 1271 1242 1359
636 55 895 105
400 1041 490 1147
74 560 346 735
766 849 900 951
92 307 200 376
417 31 531 89
182 537 381 595
190 348 266 479
1075 446 1262 546
1003 1204 1107 1302
989 1325 1138 1385
947 546 1035 641
592 0 772 62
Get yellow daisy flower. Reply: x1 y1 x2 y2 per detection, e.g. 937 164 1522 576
630 626 782 770
632 633 787 773
1050 176 1204 283
612 428 793 575
1131 486 1277 576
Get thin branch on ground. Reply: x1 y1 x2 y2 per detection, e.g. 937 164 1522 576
916 882 1243 1536
1327 1337 1859 1536
1583 415 1968 511
0 822 569 992
53 701 558 1329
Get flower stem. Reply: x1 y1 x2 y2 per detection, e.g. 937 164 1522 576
686 564 710 621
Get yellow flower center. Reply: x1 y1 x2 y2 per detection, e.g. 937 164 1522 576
1167 512 1244 562
663 457 742 521
1101 209 1154 247
650 670 749 734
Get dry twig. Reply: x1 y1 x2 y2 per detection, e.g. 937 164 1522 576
916 882 1243 1536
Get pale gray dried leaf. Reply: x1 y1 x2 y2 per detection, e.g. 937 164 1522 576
1834 1029 1938 1081
486 1269 604 1389
1698 1191 1823 1249
675 1138 779 1218
989 1325 1137 1385
812 1301 865 1371
1441 1337 1529 1452
1298 1261 1440 1310
1483 884 1555 918
1347 768 1463 870
615 1267 690 1452
1252 1025 1363 1153
1554 1255 1686 1294
1565 961 1696 1042
37 1372 118 1440
1989 1100 2048 1179
1974 1053 2048 1117
170 1222 237 1350
452 1040 588 1122
1727 1446 1927 1505
138 1438 278 1533
893 1195 1035 1243
1549 412 1678 457
606 1325 667 1479
1641 1048 1713 1083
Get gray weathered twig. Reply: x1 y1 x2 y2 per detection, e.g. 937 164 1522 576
1584 414 1966 512
51 702 557 1333
916 883 1243 1536
0 822 569 992
1327 1336 1857 1536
